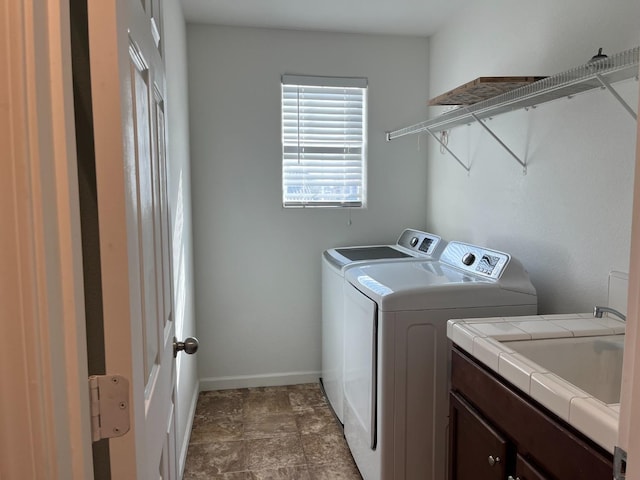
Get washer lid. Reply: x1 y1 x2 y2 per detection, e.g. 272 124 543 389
334 246 411 262
323 228 443 270
345 260 536 311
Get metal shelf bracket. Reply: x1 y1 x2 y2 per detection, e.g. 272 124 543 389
468 110 527 174
386 128 470 172
425 128 470 172
384 46 639 176
595 73 638 121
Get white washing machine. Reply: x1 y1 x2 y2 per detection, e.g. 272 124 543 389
342 241 537 480
321 229 445 424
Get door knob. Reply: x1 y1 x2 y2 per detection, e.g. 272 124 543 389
173 337 199 358
487 455 501 467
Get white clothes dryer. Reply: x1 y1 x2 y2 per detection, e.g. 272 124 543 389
321 229 445 423
342 241 537 480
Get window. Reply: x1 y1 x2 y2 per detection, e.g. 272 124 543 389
281 74 367 207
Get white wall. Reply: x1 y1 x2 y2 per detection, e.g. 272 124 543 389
163 0 199 474
187 25 430 388
426 0 640 313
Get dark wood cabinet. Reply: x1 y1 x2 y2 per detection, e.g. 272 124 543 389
449 392 510 480
513 453 548 480
449 345 613 480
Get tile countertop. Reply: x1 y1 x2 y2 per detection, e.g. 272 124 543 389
447 313 626 454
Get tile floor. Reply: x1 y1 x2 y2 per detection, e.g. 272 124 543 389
183 383 362 479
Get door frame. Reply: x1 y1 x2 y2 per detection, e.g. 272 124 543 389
1 0 93 478
618 65 640 477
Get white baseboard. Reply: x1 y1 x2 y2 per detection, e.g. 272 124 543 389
178 378 200 479
199 371 320 391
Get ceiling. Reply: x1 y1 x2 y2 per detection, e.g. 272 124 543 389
181 0 470 36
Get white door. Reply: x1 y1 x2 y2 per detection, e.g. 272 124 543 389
87 0 184 478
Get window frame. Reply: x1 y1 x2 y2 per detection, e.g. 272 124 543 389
281 74 368 208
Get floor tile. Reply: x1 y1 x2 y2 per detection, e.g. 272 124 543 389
244 390 293 419
190 415 244 443
184 440 247 475
185 472 252 480
246 434 306 470
184 383 360 479
250 466 311 479
308 462 362 480
289 388 326 410
294 406 341 436
300 433 354 467
196 392 244 419
287 383 321 390
244 412 298 439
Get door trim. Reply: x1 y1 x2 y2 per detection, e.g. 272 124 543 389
1 0 93 478
618 67 640 477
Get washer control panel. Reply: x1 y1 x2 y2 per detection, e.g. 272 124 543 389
396 229 442 257
440 241 510 279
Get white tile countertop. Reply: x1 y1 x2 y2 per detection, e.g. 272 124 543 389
447 313 626 453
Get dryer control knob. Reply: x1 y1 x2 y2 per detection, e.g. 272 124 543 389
462 253 476 266
410 237 419 247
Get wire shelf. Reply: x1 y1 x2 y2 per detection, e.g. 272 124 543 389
387 46 639 141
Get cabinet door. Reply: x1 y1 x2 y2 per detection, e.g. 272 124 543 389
509 454 550 480
449 392 509 480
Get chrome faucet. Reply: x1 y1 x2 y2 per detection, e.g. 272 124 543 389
593 306 626 322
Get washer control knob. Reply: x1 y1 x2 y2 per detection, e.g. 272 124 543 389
462 253 476 266
410 237 419 247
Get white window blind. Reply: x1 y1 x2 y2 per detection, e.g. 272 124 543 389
282 74 367 207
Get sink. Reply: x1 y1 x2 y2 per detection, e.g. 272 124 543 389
447 313 626 452
503 334 624 404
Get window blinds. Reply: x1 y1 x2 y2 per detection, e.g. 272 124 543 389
282 74 367 207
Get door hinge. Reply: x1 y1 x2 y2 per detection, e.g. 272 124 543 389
88 375 130 442
614 446 627 480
